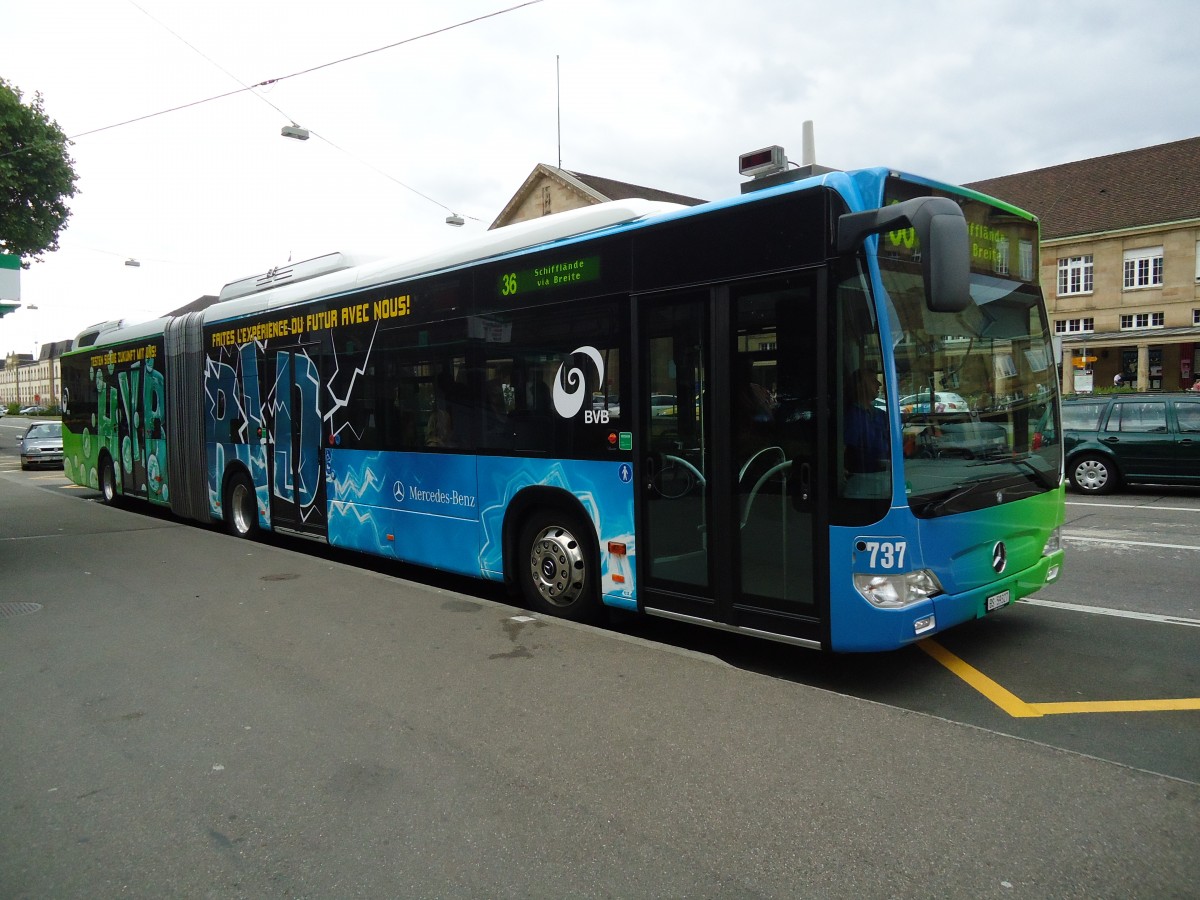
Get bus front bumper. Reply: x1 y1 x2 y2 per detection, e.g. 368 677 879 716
928 548 1065 637
833 549 1064 652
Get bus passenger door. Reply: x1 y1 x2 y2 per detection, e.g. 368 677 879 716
270 347 325 537
727 275 824 643
637 275 825 646
638 291 716 620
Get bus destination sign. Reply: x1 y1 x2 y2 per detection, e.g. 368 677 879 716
498 255 600 298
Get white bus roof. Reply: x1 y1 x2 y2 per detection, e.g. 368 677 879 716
206 199 686 325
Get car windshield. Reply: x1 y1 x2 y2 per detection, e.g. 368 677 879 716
874 191 1061 517
26 423 61 439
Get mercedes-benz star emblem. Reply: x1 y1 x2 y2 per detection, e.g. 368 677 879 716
393 481 406 503
992 541 1008 574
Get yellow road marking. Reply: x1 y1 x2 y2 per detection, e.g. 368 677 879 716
1029 698 1200 715
918 639 1200 718
919 639 1041 717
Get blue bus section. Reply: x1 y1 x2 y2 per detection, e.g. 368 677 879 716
326 449 481 576
325 451 637 607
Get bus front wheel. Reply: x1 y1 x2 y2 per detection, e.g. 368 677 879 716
517 509 600 623
225 472 261 539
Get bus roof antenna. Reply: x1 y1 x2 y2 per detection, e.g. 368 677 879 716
801 120 816 168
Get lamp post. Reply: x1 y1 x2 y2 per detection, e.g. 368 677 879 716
27 304 39 358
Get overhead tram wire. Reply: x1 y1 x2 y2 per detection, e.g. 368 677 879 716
306 131 481 222
112 0 509 221
68 0 546 141
125 0 296 126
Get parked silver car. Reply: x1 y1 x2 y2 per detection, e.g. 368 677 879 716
19 421 64 470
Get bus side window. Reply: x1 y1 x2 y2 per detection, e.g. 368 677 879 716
507 363 555 453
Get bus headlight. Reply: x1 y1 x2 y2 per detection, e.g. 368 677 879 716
1043 527 1062 556
853 570 944 608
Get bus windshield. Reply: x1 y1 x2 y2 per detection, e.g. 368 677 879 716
876 186 1061 517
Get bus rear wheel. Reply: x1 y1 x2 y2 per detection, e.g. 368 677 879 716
99 456 119 505
518 509 600 623
225 472 261 539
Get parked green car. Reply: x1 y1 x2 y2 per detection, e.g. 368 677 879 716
1063 392 1200 493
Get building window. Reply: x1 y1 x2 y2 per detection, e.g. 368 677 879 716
994 237 1009 275
1057 255 1093 295
1123 246 1164 289
1018 240 1034 282
1055 317 1094 334
1120 312 1164 330
1193 308 1200 326
541 186 552 216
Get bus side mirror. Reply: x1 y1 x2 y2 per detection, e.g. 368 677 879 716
837 196 971 313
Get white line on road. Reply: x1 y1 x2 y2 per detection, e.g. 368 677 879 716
1020 597 1200 627
1064 534 1200 552
1067 500 1200 513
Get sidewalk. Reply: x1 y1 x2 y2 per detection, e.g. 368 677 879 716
1 471 1197 898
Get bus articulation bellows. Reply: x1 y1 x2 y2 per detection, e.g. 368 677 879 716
61 157 1065 651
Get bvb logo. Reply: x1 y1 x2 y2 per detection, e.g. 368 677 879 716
552 346 605 419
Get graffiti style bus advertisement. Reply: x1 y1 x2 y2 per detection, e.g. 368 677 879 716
62 339 168 504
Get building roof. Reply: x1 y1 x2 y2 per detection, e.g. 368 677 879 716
965 136 1200 241
38 339 73 361
565 169 706 207
490 164 705 229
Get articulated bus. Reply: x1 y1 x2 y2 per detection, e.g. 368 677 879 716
60 161 1065 651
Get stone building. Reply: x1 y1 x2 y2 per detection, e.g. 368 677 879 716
0 343 69 411
967 137 1200 393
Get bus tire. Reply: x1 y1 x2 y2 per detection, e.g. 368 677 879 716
1068 454 1117 495
99 454 120 505
224 471 261 539
517 508 600 623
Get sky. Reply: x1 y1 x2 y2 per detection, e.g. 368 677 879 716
3 0 1199 356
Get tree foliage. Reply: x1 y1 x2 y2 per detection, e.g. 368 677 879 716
0 78 79 263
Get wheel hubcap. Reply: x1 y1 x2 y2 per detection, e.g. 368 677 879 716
231 483 254 534
1077 461 1108 490
529 525 585 608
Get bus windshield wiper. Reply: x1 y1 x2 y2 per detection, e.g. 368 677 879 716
914 482 977 516
967 452 1057 489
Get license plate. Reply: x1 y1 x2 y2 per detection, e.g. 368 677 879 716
986 590 1011 612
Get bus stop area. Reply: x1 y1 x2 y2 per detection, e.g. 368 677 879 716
1 472 1196 898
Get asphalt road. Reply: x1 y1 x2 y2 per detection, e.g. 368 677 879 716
611 488 1200 783
1 442 1197 898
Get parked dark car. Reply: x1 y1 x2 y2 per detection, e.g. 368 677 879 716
19 421 64 470
1063 393 1200 493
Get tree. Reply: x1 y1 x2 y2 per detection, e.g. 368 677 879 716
0 78 79 263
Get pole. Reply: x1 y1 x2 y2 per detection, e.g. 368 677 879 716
556 55 562 169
